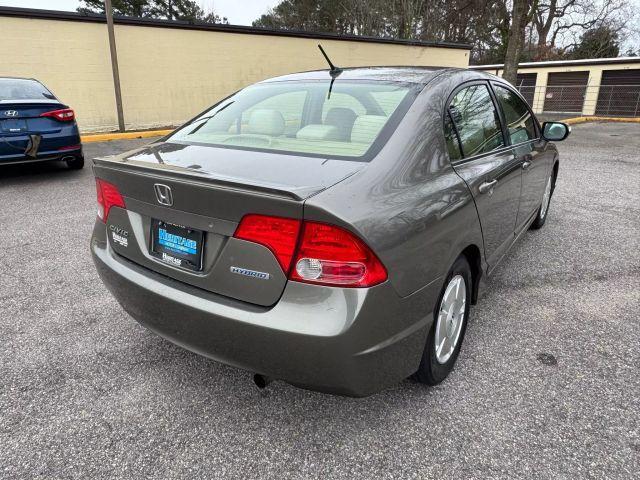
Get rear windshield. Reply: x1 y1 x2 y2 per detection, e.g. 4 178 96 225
0 78 56 101
168 80 417 160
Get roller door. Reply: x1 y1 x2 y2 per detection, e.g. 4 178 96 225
595 69 640 116
515 73 537 107
543 71 589 113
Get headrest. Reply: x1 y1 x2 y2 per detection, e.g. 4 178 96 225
246 109 285 136
296 124 341 141
324 108 358 140
351 115 387 144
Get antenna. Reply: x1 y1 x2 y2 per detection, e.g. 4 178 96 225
317 44 342 100
318 44 342 76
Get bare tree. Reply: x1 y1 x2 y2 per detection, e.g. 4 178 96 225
503 0 536 84
532 0 628 58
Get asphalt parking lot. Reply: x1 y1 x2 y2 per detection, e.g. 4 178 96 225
1 123 638 479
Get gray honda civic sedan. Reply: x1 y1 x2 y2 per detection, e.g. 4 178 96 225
91 67 569 396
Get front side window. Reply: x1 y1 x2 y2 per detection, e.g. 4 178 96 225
169 81 416 160
448 84 504 158
493 84 536 144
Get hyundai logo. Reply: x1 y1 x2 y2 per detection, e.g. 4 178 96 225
4 110 18 117
154 184 173 206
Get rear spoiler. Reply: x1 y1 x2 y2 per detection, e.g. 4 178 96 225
92 155 316 201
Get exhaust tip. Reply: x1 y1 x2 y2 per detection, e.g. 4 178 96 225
253 373 273 389
61 155 75 162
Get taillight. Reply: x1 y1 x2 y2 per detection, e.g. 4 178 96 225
234 215 301 272
95 179 125 223
40 108 75 122
233 215 387 288
290 222 387 287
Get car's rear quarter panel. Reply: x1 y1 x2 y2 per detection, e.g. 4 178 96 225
306 72 485 299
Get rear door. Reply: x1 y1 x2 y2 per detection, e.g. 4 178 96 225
446 81 522 268
491 82 550 229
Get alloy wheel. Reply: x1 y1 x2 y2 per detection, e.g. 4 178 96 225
434 275 467 364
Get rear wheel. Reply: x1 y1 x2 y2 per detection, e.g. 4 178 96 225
66 156 84 170
414 255 472 385
530 171 554 229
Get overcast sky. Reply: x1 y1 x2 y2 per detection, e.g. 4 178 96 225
2 0 639 51
0 0 280 25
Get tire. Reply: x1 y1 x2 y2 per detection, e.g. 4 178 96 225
530 170 554 230
66 156 84 170
414 255 472 385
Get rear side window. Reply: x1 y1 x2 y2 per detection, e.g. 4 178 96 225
444 112 462 161
493 84 536 144
0 78 55 101
448 84 504 158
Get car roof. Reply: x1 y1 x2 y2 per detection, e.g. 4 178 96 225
261 66 472 85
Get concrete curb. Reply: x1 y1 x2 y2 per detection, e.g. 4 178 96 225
81 129 173 143
562 116 640 125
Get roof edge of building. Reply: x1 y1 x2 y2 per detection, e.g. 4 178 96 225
470 57 640 70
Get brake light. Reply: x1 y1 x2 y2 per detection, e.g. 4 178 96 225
234 215 301 272
290 222 387 287
233 215 387 288
95 179 125 223
40 108 75 122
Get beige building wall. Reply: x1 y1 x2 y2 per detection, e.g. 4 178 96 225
0 16 118 131
0 14 469 132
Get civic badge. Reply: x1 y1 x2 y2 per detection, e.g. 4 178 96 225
154 184 173 206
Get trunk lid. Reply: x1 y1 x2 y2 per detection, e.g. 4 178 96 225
0 100 67 155
94 141 363 306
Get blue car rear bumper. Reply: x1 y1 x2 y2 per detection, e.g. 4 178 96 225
0 128 82 165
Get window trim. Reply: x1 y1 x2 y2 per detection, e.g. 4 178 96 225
489 81 542 146
442 79 510 164
445 109 463 161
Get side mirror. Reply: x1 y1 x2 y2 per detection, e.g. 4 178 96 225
542 122 570 141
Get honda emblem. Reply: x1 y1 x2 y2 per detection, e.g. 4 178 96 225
154 184 173 206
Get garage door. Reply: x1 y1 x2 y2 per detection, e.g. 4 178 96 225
595 69 640 116
516 73 537 107
543 71 589 113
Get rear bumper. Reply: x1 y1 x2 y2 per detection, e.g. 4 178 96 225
0 148 82 165
91 222 441 396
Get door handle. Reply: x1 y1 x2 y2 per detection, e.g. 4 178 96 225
479 179 498 194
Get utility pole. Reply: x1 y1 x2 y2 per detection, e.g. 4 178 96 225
105 0 125 132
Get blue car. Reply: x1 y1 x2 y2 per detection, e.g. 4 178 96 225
0 77 83 169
